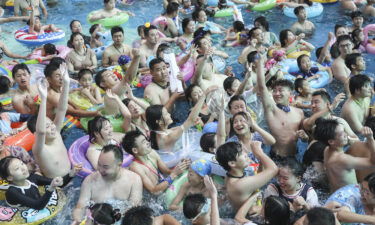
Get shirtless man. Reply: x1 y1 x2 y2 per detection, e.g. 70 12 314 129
72 145 143 224
95 48 140 115
102 26 132 67
139 25 160 67
331 35 353 83
341 75 372 134
14 0 47 17
44 63 99 120
314 119 375 192
11 64 39 115
87 0 131 24
216 141 278 209
122 130 189 195
26 63 71 178
290 6 315 36
143 58 181 112
255 55 304 158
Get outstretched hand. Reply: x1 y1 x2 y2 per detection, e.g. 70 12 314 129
37 78 48 100
106 89 119 100
204 175 217 197
330 93 345 110
59 62 70 84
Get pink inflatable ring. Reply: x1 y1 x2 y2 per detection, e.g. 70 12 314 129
362 24 375 54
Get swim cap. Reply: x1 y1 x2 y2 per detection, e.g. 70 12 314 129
118 55 132 65
202 122 217 134
191 159 211 177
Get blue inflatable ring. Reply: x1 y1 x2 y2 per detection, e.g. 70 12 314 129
283 2 323 18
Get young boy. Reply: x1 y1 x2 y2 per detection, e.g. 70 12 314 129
290 6 315 36
122 205 181 225
294 78 313 110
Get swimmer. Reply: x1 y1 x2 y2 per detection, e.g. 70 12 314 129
316 32 334 66
351 28 366 52
238 27 269 65
0 111 30 135
279 30 315 57
331 35 353 83
28 5 58 35
192 8 225 35
254 16 280 47
87 0 134 24
290 6 315 36
30 43 60 63
14 0 47 17
294 54 332 82
349 11 364 32
344 53 366 94
177 18 195 51
156 2 179 38
67 20 91 48
72 69 103 106
102 26 132 67
89 24 108 48
294 78 313 109
363 0 375 17
123 205 181 225
85 203 122 225
185 84 216 125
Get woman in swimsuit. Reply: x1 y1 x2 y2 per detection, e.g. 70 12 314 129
177 18 195 51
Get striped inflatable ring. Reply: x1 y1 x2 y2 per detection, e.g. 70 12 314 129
14 26 65 46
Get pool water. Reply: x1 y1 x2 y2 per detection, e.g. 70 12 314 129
1 0 374 224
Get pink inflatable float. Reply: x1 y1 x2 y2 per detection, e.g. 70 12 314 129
362 24 375 54
29 45 71 64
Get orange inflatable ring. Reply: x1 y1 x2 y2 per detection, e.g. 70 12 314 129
4 129 35 152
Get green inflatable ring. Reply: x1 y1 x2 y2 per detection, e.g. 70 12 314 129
164 171 188 207
87 11 129 29
80 114 125 133
214 8 234 17
251 0 276 11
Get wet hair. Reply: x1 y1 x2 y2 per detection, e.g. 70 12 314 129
233 20 245 32
89 24 100 34
145 105 164 150
182 18 193 33
193 35 207 49
90 203 122 225
27 115 37 133
312 90 331 103
345 53 362 70
364 172 375 195
69 32 84 49
279 29 293 47
122 206 154 225
185 84 200 104
247 51 260 64
12 63 30 78
294 78 306 93
365 117 375 139
351 10 363 19
43 43 57 55
149 57 165 71
137 25 145 36
104 0 112 4
334 24 346 36
165 2 179 15
351 28 363 50
44 63 60 78
143 24 157 37
101 144 123 163
111 26 124 37
248 27 262 40
88 116 111 143
121 130 144 155
315 47 323 59
0 156 17 180
95 69 108 89
183 193 207 219
122 98 131 107
192 8 205 21
336 34 353 46
264 196 291 225
254 16 269 31
156 43 170 58
297 54 310 72
307 207 335 225
231 111 254 133
272 79 294 91
294 6 305 16
313 118 339 145
216 142 242 171
49 57 65 66
0 76 11 94
303 141 326 166
200 132 216 153
69 20 81 30
78 69 93 80
193 27 211 40
278 157 305 179
349 74 371 95
228 95 246 110
223 76 239 95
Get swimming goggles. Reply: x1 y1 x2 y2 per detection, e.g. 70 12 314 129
191 198 211 222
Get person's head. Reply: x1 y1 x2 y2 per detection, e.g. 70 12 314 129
44 63 63 88
49 57 65 66
95 69 119 90
194 36 211 54
302 141 326 166
97 145 123 179
122 206 154 225
294 78 311 95
315 47 332 63
182 0 192 8
88 116 112 143
111 26 124 45
248 27 263 44
146 105 173 131
193 27 211 40
144 24 158 45
183 194 211 225
351 11 364 28
271 79 294 105
351 28 365 44
223 77 240 96
254 16 269 32
137 25 145 39
27 16 41 28
27 115 58 141
188 159 211 185
231 111 254 136
156 43 170 59
228 95 246 115
233 20 245 33
365 117 375 139
104 0 116 10
77 69 93 88
345 53 366 73
182 18 195 34
0 156 29 183
247 51 260 65
0 76 12 95
349 74 372 97
200 132 216 153
42 43 57 56
70 20 83 33
165 2 179 17
185 84 204 105
89 24 101 36
277 157 305 193
89 203 121 225
337 35 353 55
314 118 348 147
311 90 331 113
122 98 143 118
69 32 85 50
122 130 152 157
263 196 290 225
149 58 169 84
280 29 295 47
216 142 249 171
294 6 306 20
361 173 375 205
297 54 311 72
306 207 335 225
12 64 31 89
334 24 348 37
192 8 207 23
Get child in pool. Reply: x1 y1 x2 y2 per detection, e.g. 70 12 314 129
192 8 225 34
279 30 315 57
224 21 248 47
0 156 80 210
277 0 313 8
0 76 15 111
30 43 60 63
85 203 122 225
264 158 320 212
123 205 181 225
351 28 366 53
28 5 58 35
71 69 103 108
89 24 111 49
88 0 134 24
180 0 195 15
294 78 313 109
293 54 331 82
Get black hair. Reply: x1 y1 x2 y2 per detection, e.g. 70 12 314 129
185 84 200 104
104 0 111 4
121 130 144 155
313 118 339 145
334 24 346 36
351 10 363 19
149 58 165 71
294 78 306 93
279 29 293 48
228 95 246 110
143 24 158 37
231 111 254 133
0 76 11 94
345 53 362 70
279 157 305 178
351 28 363 50
91 203 122 225
122 206 154 225
78 69 93 80
223 76 239 95
183 193 207 219
349 74 371 95
69 20 81 30
27 115 37 133
89 24 100 35
12 63 30 78
216 142 242 171
247 51 260 64
88 116 111 143
200 132 216 153
156 43 170 58
294 6 305 16
0 156 17 180
192 8 205 21
312 90 331 103
193 35 207 49
365 117 375 139
44 62 60 78
271 79 294 91
254 16 269 31
303 141 326 166
193 27 211 40
233 20 245 32
43 43 57 55
307 207 335 225
49 57 65 66
111 26 124 37
248 27 262 40
102 144 123 163
95 69 108 89
137 25 145 36
69 32 84 49
165 2 179 15
26 16 41 26
315 47 323 59
182 18 193 33
264 196 291 225
364 172 375 195
297 54 310 72
122 98 131 107
336 34 353 46
145 105 164 150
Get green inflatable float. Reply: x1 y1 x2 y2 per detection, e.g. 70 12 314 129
80 114 125 133
251 0 276 11
87 11 129 29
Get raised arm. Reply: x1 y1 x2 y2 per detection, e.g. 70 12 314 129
255 55 275 113
39 0 47 18
122 48 141 85
54 63 70 132
234 64 252 96
28 6 36 34
204 176 220 225
216 95 226 147
105 90 132 132
249 115 276 146
234 192 260 224
32 79 48 157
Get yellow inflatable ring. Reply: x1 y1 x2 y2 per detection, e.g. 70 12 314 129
311 0 337 3
287 51 310 59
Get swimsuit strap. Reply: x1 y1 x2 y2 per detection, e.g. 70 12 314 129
133 158 164 179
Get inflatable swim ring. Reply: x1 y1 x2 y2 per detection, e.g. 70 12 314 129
287 50 310 59
80 114 125 133
4 129 35 152
0 97 12 108
279 58 330 89
0 188 66 225
283 2 323 18
214 8 234 17
0 65 12 77
93 45 108 60
164 171 188 207
68 135 134 177
87 11 129 29
69 91 94 110
312 0 337 3
325 184 362 213
29 45 71 65
176 53 195 81
363 24 375 55
14 27 65 46
251 0 276 12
